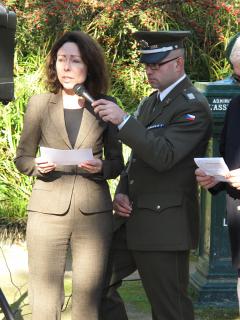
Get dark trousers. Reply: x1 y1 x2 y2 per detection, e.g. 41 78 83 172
100 225 194 320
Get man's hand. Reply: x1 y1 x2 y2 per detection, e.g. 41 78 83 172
113 193 132 218
195 168 218 189
92 99 126 125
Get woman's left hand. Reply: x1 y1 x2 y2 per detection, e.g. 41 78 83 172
226 168 240 190
79 159 103 174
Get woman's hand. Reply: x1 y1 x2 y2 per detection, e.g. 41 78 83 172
79 159 103 174
35 157 56 174
226 168 240 190
195 168 218 189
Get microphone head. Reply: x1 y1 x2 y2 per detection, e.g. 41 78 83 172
73 83 85 96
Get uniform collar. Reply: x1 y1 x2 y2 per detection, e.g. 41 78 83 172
158 74 186 101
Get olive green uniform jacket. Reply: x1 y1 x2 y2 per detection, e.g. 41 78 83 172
116 77 212 251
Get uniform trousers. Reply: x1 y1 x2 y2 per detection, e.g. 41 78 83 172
26 187 113 320
100 225 194 320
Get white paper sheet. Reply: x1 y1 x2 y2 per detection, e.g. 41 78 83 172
40 147 94 165
194 157 230 182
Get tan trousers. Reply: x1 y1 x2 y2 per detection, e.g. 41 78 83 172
26 190 113 320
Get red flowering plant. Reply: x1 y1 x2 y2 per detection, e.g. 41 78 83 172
2 0 239 90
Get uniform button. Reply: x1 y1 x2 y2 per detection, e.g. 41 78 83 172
132 158 136 163
156 205 161 210
129 180 134 185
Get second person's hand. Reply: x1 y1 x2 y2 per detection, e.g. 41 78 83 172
195 168 218 189
226 168 240 190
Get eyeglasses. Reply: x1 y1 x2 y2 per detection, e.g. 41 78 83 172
144 56 181 70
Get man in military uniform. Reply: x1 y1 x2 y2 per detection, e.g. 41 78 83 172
93 31 212 320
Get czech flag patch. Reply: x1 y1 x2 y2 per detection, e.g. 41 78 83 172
183 114 195 121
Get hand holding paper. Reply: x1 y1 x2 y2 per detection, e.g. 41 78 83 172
35 157 56 174
79 159 103 174
194 157 230 182
40 147 94 166
195 168 218 189
226 168 240 190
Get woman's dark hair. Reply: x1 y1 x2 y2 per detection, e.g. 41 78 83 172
46 31 109 96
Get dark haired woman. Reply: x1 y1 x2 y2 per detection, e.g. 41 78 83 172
15 31 124 320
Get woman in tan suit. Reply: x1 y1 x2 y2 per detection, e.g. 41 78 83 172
15 31 124 320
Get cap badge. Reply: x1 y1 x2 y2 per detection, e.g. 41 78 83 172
139 40 149 49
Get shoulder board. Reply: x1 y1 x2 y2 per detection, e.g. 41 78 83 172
182 89 196 101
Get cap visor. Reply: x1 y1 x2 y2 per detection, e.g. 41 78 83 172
140 51 169 63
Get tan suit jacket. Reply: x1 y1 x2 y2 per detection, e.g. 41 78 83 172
15 91 124 215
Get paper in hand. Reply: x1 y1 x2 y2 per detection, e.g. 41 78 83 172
194 157 230 182
40 147 94 165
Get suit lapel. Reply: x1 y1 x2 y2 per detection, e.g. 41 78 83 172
139 93 159 126
146 97 170 126
48 92 72 149
74 102 99 149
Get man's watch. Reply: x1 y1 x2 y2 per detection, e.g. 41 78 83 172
118 113 130 130
121 113 129 123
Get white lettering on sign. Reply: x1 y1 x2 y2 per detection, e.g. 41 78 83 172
209 97 231 112
210 104 228 111
212 98 231 103
223 218 228 227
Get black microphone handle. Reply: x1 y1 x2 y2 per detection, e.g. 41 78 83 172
82 91 95 104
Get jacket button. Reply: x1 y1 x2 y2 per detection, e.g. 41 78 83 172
156 205 161 210
129 180 134 185
132 158 136 163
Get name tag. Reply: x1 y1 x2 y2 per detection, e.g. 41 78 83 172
147 123 165 130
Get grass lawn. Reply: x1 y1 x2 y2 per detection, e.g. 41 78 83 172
119 280 240 320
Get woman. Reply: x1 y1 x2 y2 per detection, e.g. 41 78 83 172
15 31 124 320
196 32 240 308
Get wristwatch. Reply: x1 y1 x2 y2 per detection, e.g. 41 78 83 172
121 113 129 123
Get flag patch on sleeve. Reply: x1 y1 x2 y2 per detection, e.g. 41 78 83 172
183 114 195 121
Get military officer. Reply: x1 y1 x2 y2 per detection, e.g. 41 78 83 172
93 31 212 320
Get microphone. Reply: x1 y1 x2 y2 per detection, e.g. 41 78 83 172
73 84 95 104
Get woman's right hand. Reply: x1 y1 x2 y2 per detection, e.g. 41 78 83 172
35 157 56 174
195 168 218 189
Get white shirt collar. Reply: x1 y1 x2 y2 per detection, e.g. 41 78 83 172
158 74 187 101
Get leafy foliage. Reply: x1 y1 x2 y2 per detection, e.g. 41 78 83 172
0 0 240 221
